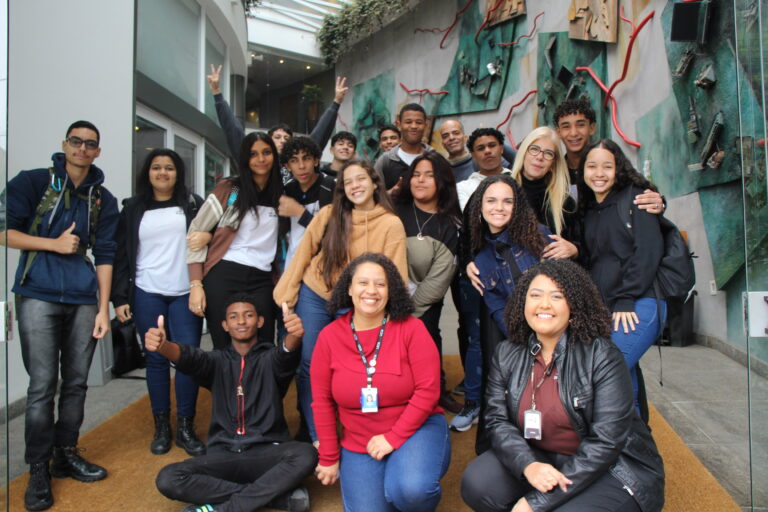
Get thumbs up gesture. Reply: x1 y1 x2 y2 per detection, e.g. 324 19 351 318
52 222 80 254
282 302 304 350
145 315 167 352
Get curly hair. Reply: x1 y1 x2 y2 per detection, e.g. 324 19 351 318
467 127 504 152
504 259 611 345
393 150 461 224
552 98 596 126
223 292 261 317
326 253 414 320
576 139 657 213
319 159 395 289
467 174 546 257
331 131 358 149
281 135 321 164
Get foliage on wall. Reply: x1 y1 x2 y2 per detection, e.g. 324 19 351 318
317 0 411 66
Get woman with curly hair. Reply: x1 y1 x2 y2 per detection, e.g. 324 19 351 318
452 174 551 433
274 160 407 443
394 150 462 413
576 139 666 412
461 259 664 512
311 253 450 512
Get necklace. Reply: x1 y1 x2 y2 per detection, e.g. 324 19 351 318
412 203 436 240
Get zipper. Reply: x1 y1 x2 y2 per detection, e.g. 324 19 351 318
236 356 246 435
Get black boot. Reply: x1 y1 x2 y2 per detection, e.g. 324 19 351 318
24 462 53 511
50 446 107 482
151 412 172 455
176 416 206 456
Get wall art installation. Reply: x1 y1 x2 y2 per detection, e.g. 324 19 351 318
568 0 618 43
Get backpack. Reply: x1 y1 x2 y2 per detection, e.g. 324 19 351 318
21 168 102 284
616 187 696 301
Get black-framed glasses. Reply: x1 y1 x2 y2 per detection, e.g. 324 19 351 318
66 136 99 150
527 144 556 161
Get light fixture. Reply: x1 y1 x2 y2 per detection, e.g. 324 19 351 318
306 65 311 70
279 59 285 64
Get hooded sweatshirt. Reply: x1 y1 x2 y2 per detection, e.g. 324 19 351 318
4 153 118 304
273 203 407 307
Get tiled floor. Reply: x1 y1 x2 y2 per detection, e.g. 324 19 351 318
5 300 768 510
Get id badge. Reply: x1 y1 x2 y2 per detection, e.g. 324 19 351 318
361 387 379 413
524 409 542 440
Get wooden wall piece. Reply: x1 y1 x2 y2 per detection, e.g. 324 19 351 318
487 0 526 27
568 0 617 43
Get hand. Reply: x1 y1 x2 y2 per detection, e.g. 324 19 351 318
145 315 167 352
512 497 534 512
92 309 110 339
187 231 213 251
315 462 339 486
387 177 403 197
634 189 664 215
282 302 304 351
366 434 394 460
115 304 132 323
542 235 578 260
189 285 206 317
334 76 349 104
613 311 639 333
278 195 306 218
207 64 222 95
466 261 484 295
523 461 572 493
52 222 80 254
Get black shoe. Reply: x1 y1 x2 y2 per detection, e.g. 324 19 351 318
267 486 310 512
176 416 206 456
50 446 107 482
439 391 463 414
151 412 172 455
24 462 53 511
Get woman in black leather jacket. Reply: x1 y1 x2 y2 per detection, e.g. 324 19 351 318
461 259 664 512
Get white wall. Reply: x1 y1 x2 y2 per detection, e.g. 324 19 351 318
7 0 136 404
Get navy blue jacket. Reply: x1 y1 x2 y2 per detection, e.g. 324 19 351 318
4 153 119 304
474 227 549 336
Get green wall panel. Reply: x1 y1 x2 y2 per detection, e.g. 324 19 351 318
352 70 395 161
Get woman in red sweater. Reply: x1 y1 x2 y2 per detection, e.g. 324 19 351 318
311 253 451 511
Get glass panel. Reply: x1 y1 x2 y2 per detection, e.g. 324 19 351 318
174 136 197 194
733 0 768 508
205 18 226 121
205 144 226 197
0 0 8 505
136 0 200 107
134 116 167 193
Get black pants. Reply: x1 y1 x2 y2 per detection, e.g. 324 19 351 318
419 301 448 392
462 449 641 512
476 303 505 454
156 441 317 512
203 260 276 350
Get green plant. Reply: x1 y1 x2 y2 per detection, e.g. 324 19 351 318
301 84 323 104
317 0 411 66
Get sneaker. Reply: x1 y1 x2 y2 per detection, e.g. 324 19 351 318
267 486 310 512
439 392 463 414
24 462 53 511
181 505 217 512
449 400 480 432
452 380 465 396
50 446 107 482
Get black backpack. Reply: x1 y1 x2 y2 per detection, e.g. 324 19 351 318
616 187 696 301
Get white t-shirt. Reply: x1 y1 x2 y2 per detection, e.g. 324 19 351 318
397 147 421 167
135 206 189 296
286 199 321 268
222 206 279 272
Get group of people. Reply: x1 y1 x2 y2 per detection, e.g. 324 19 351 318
3 67 672 512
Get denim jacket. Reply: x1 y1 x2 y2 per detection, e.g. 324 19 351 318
474 227 550 336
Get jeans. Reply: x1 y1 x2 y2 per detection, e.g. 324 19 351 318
339 414 451 512
133 288 202 417
458 277 482 402
156 441 317 512
17 296 98 463
611 298 667 412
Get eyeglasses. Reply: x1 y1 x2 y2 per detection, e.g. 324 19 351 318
527 145 556 161
66 136 99 150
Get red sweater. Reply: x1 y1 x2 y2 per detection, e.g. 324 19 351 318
310 311 443 466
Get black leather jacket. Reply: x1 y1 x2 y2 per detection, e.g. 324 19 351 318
485 335 664 512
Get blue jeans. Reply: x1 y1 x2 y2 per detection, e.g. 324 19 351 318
458 277 482 402
133 288 202 417
339 414 451 512
611 298 667 411
17 297 98 463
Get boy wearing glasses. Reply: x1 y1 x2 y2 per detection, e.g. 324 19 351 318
1 120 118 511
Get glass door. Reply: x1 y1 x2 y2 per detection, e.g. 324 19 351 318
0 0 8 506
733 0 767 508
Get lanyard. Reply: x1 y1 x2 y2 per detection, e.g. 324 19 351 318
530 357 555 411
350 316 387 388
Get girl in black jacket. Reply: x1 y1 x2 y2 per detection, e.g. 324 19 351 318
111 149 205 457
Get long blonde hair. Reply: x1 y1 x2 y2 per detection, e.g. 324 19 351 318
510 126 572 236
